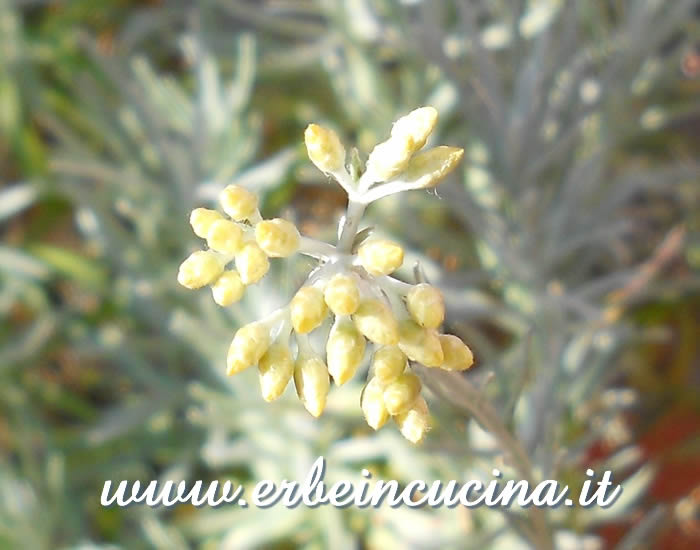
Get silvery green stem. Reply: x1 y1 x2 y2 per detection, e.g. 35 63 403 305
419 367 554 550
376 275 413 295
331 167 359 199
298 236 337 259
336 199 366 252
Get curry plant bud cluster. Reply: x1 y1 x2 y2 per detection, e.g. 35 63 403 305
177 108 468 443
177 184 298 302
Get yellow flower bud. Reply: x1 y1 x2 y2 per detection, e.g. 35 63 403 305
235 242 270 284
304 124 345 173
219 184 258 221
361 377 390 430
394 396 430 444
226 322 270 376
401 146 465 189
372 346 406 384
324 273 360 316
177 250 224 289
294 354 330 417
365 136 413 182
258 344 294 402
326 319 365 385
357 239 404 276
206 219 244 254
439 334 474 371
190 208 224 238
255 218 300 258
383 372 421 416
390 106 438 152
406 284 445 329
398 320 444 367
290 286 328 334
352 299 399 345
211 270 245 306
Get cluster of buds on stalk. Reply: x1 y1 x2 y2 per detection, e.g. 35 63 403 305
178 107 471 444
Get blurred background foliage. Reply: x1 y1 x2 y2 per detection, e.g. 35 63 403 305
1 0 699 548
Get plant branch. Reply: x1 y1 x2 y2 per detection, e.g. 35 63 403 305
336 199 366 252
298 236 337 260
419 367 554 550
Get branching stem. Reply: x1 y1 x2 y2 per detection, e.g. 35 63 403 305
420 368 554 550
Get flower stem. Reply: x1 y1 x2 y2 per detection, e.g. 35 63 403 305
419 368 554 550
298 236 337 259
336 199 366 253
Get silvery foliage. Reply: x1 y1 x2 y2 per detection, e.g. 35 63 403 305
0 0 698 549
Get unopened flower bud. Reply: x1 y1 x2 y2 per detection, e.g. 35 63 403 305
255 218 300 258
398 320 444 367
211 270 245 306
357 239 404 276
361 377 390 430
383 372 421 416
365 136 413 182
372 346 406 384
406 284 445 329
226 322 270 375
177 250 224 289
294 354 330 417
291 286 328 334
352 299 399 345
390 106 438 152
439 334 474 371
402 146 464 189
219 184 258 221
207 219 244 254
394 396 430 444
190 208 224 238
235 242 270 284
326 319 366 385
324 273 360 316
304 124 345 173
258 344 294 402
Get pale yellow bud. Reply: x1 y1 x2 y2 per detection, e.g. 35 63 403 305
190 208 224 238
352 299 399 345
211 270 245 306
401 146 464 189
439 334 474 371
326 319 366 385
258 344 294 402
394 396 430 444
304 124 345 173
383 372 422 416
365 136 413 182
372 346 406 384
235 242 270 284
206 219 244 254
255 218 300 258
398 320 444 367
290 286 328 334
390 106 438 152
361 377 390 430
324 273 360 316
294 354 330 417
357 239 404 276
177 250 224 289
226 322 270 375
219 184 258 221
406 284 445 329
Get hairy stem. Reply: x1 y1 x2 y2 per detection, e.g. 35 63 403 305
420 368 553 550
336 199 366 252
298 236 337 259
